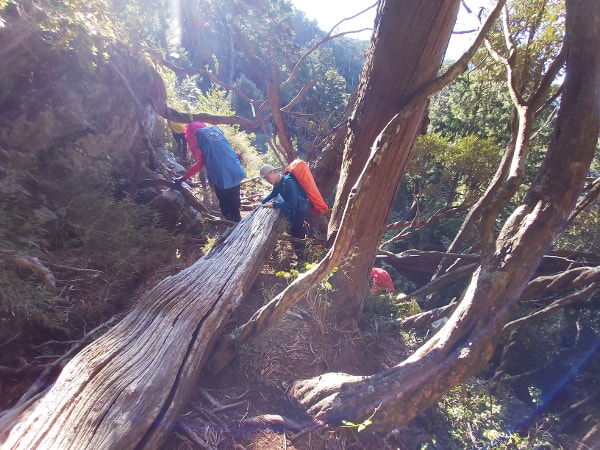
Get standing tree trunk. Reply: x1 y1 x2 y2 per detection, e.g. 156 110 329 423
325 0 462 320
0 209 282 449
289 0 599 431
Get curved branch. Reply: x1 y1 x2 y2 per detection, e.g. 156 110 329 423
503 283 598 335
567 177 600 224
412 0 506 106
163 106 262 132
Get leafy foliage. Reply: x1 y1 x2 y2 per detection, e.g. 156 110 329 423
66 190 176 277
389 132 501 251
170 0 365 152
555 206 600 253
430 381 553 449
0 268 68 342
429 65 512 143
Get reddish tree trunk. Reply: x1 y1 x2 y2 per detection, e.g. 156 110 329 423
326 0 461 320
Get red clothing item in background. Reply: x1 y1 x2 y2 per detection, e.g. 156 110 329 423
370 267 395 293
183 121 207 179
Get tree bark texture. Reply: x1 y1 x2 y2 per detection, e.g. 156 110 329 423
0 208 282 449
326 0 462 320
289 0 600 431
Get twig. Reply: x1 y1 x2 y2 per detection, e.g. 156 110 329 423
0 331 23 349
200 389 223 409
41 261 103 275
178 422 214 449
31 339 79 350
211 400 249 413
0 363 46 377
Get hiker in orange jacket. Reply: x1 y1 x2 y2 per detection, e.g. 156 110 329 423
260 164 310 251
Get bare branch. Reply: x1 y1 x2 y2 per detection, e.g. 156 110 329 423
282 2 377 88
13 316 120 408
521 266 600 302
530 102 559 141
381 205 468 248
529 45 566 110
567 177 600 223
159 56 255 105
395 300 458 331
282 79 318 112
408 262 478 302
484 6 526 107
164 106 262 132
503 283 598 334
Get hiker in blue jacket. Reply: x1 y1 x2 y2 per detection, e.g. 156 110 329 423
260 164 310 251
177 122 246 222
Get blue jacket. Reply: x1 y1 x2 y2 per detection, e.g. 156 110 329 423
261 174 309 218
195 126 246 189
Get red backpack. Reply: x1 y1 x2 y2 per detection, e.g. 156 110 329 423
285 159 329 215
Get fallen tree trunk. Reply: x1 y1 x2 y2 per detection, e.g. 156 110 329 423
0 207 282 449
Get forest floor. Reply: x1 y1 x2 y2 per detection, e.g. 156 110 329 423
143 202 423 449
0 202 424 450
155 238 421 450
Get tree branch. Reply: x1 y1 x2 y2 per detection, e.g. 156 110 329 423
503 283 598 335
567 177 600 224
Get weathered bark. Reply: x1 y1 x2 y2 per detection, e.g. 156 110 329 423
0 208 282 449
288 0 600 431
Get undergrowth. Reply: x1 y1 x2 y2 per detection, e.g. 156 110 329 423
424 380 553 449
0 170 181 347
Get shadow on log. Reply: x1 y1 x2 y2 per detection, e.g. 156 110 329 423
0 208 283 449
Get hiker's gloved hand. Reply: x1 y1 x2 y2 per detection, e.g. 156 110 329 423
261 202 274 208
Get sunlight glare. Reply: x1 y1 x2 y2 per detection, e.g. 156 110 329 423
167 0 183 49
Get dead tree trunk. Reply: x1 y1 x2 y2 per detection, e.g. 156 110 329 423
0 208 282 449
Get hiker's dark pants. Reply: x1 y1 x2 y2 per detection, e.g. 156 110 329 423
173 132 187 159
286 200 310 253
215 184 241 222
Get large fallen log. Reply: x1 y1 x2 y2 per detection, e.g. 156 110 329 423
0 207 282 449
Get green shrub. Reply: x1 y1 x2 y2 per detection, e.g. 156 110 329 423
426 381 554 449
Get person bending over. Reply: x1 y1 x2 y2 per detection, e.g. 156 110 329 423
178 122 246 222
260 164 310 254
